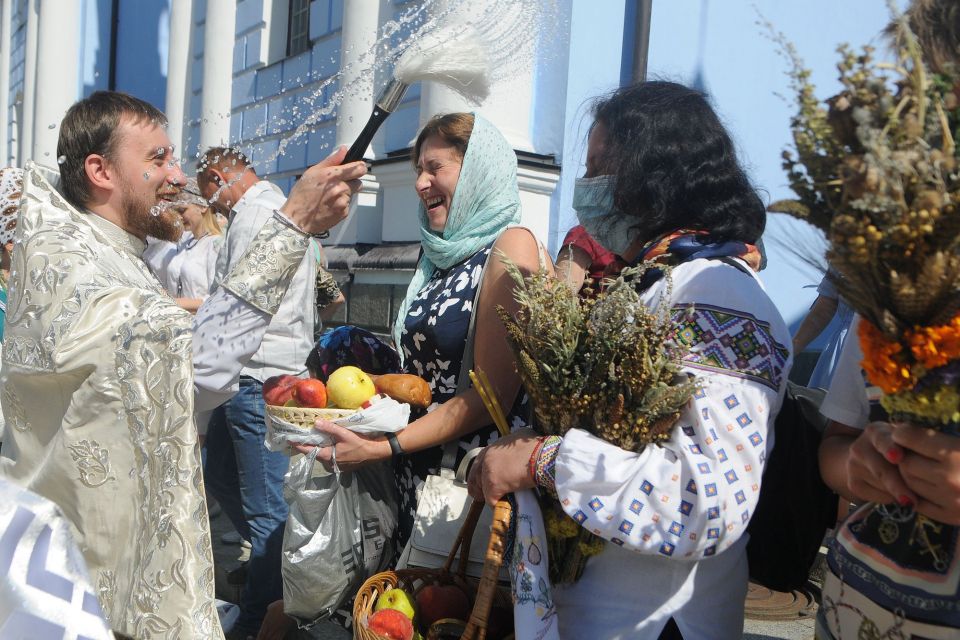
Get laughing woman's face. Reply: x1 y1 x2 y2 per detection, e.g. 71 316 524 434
415 135 464 233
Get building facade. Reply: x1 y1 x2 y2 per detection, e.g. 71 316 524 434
0 0 643 336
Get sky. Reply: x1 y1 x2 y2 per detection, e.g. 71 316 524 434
646 0 907 329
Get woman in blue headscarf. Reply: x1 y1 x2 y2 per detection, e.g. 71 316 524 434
300 112 545 546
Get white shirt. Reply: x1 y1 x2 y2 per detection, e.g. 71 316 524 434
213 180 316 382
549 259 793 639
145 232 223 299
820 315 878 430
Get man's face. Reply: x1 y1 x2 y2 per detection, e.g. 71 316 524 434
199 169 242 218
107 118 185 241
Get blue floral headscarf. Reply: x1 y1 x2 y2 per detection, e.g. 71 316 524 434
392 113 521 355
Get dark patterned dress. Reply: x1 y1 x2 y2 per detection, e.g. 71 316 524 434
396 243 527 548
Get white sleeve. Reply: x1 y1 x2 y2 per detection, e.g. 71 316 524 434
192 212 310 418
820 315 869 429
553 260 791 560
556 374 781 559
203 236 224 298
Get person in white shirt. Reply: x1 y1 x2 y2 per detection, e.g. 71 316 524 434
196 147 318 638
466 82 792 640
144 177 223 313
0 90 365 639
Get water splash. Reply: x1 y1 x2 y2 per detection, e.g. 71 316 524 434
183 0 561 194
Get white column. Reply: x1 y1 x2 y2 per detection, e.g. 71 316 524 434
33 0 80 162
335 0 386 154
415 0 467 132
19 0 37 162
0 0 12 165
165 0 194 157
199 0 235 150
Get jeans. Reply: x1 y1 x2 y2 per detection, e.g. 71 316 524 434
205 376 290 635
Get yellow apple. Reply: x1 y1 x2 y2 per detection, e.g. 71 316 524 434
374 586 416 621
326 366 377 409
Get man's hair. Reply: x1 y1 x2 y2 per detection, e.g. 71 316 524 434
57 91 167 209
195 147 252 190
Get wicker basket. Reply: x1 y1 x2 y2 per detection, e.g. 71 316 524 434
264 404 357 429
354 499 513 640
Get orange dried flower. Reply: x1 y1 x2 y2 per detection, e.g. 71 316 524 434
858 320 914 394
906 315 960 370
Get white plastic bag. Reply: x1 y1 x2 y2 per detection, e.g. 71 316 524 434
264 395 410 453
281 451 398 624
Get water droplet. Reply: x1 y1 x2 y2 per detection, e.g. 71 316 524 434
143 172 151 180
48 123 56 129
57 155 66 164
149 205 161 217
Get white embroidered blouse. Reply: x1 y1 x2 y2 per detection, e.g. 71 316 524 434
549 258 792 639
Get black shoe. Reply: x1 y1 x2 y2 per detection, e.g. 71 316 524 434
226 563 248 586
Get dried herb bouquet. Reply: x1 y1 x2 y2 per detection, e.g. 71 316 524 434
498 259 698 583
769 20 960 427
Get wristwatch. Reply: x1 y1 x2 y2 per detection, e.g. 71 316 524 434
386 432 404 457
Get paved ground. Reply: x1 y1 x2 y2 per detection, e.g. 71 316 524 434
210 498 350 640
210 501 817 640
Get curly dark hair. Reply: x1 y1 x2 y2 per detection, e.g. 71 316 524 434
591 81 765 246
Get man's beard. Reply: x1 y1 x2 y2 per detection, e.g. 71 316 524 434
117 180 182 242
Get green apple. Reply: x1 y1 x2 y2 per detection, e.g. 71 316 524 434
327 366 377 409
374 586 416 621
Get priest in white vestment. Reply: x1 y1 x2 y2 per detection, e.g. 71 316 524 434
0 91 365 639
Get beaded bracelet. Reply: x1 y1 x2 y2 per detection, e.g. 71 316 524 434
528 436 547 482
532 435 562 496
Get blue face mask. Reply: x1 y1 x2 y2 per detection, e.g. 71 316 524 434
572 175 635 257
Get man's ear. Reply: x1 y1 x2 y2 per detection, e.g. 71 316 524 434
84 154 114 194
207 166 230 188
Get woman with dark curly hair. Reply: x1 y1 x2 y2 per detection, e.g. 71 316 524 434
468 81 792 639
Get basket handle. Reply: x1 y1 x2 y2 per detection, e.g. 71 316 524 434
441 498 486 577
463 499 512 640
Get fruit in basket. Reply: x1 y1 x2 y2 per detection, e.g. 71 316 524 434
415 584 470 630
292 378 327 408
374 586 416 620
263 374 298 405
326 366 377 409
370 374 432 408
367 608 414 640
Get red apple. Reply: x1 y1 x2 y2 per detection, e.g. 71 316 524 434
367 608 414 640
415 584 470 629
263 374 298 406
292 378 328 408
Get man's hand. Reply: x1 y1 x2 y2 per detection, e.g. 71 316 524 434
280 146 366 235
893 423 960 525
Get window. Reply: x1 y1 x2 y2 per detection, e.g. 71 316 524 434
287 0 311 56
